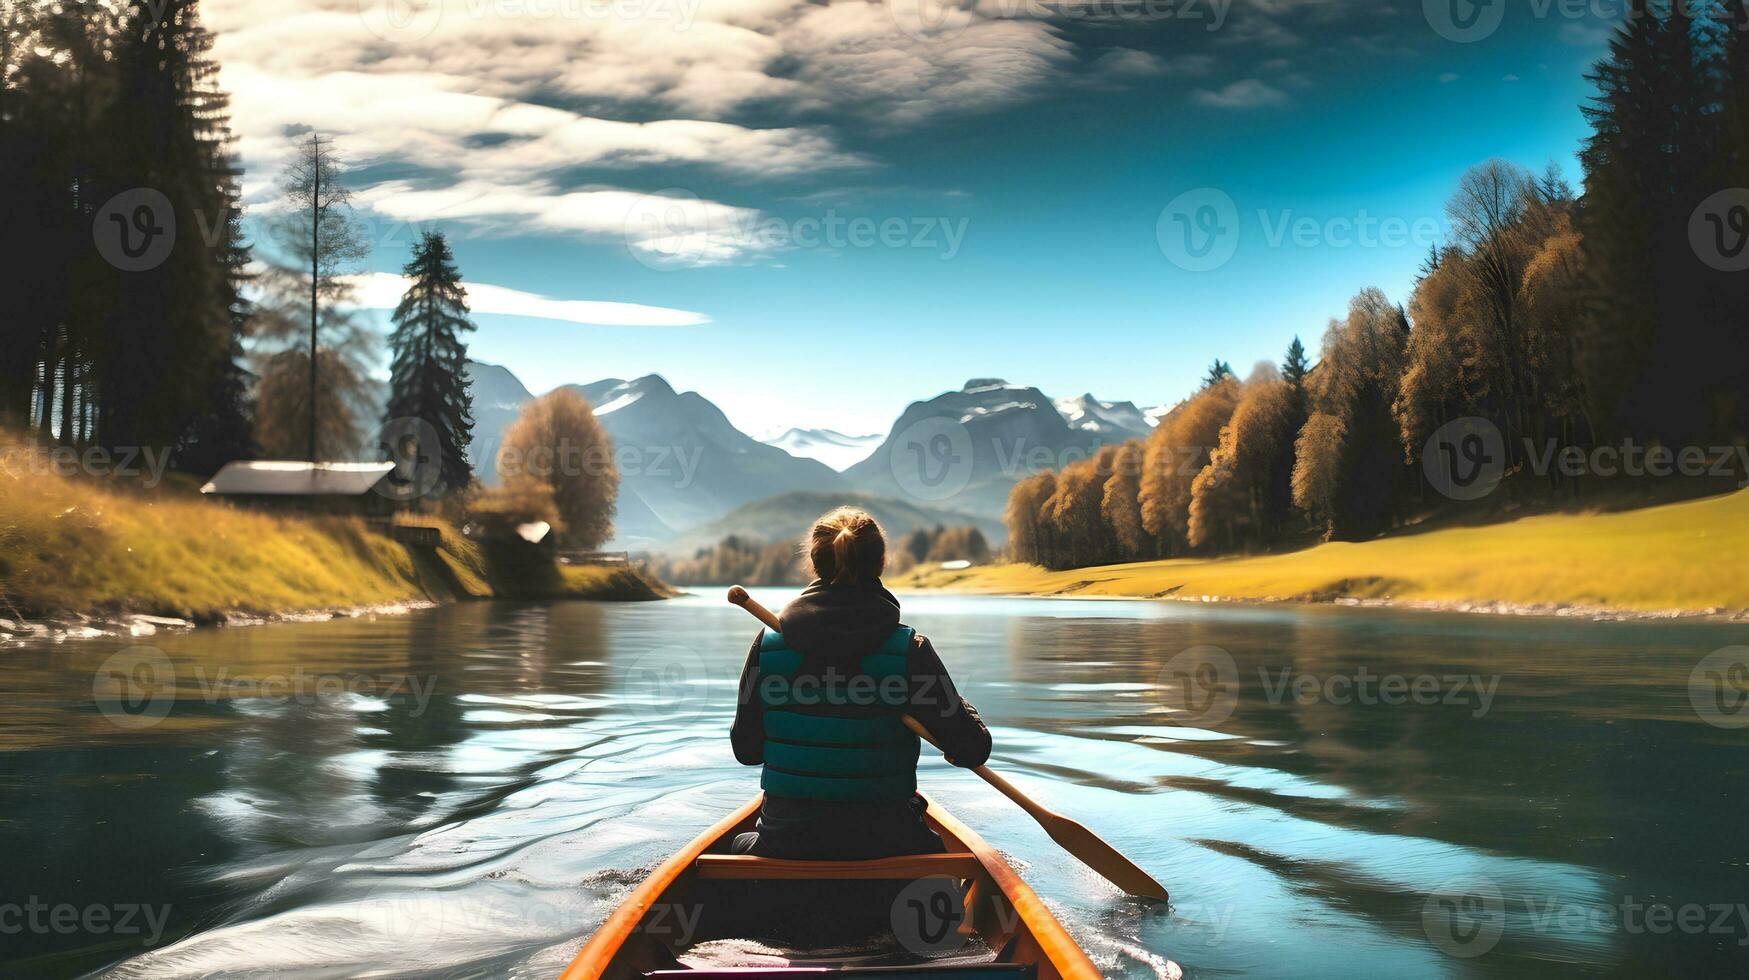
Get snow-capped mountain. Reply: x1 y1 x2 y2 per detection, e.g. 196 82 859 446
464 360 535 479
565 375 845 535
465 363 842 543
1053 393 1154 441
464 361 1163 547
759 428 883 472
844 378 1107 518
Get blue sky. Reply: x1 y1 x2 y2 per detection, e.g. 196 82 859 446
215 0 1617 436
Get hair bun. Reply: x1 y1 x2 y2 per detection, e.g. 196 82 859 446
808 507 887 586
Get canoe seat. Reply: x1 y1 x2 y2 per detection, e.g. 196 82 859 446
694 854 984 881
645 967 1035 979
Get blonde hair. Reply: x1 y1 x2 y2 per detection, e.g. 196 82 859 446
806 507 886 585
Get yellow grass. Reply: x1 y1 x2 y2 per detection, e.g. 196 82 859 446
895 488 1749 614
0 442 661 619
558 564 676 601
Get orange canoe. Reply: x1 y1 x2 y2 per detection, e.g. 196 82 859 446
560 794 1117 980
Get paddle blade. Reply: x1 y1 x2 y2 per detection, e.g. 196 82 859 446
1040 811 1170 902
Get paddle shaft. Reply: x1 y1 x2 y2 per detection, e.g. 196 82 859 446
724 585 1169 901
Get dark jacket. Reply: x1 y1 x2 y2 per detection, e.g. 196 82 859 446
729 580 992 859
731 580 991 769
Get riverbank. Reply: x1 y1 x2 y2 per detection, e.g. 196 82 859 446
0 442 671 635
894 487 1749 620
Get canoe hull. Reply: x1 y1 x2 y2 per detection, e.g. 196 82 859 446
560 795 1102 980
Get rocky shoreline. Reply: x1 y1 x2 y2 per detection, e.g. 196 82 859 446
0 601 439 646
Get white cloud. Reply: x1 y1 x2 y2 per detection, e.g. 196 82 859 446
1088 48 1170 79
1192 79 1290 109
351 180 771 265
203 0 1388 258
217 63 868 183
344 272 711 327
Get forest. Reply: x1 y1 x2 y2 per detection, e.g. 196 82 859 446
0 0 620 546
1007 3 1749 571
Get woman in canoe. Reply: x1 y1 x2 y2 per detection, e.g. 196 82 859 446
730 506 992 860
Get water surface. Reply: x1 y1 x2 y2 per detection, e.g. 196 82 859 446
2 593 1746 977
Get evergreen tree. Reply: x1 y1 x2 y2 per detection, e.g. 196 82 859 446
1281 337 1310 402
1200 359 1234 388
97 0 230 451
386 231 476 497
177 199 257 472
6 2 117 439
1577 0 1746 441
1415 241 1441 282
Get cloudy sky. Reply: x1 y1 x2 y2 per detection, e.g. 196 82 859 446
209 0 1616 435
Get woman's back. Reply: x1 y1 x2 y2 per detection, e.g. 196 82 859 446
729 508 991 860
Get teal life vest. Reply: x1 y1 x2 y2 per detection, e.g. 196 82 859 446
755 626 920 803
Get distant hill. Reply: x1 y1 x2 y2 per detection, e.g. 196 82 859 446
759 428 882 471
662 490 1005 557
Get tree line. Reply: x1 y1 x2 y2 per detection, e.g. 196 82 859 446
654 523 992 586
1010 3 1749 570
1 0 252 473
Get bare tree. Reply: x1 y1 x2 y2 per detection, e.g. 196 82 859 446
271 132 369 461
1445 160 1537 448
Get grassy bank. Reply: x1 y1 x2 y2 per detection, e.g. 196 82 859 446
895 488 1749 616
0 443 669 622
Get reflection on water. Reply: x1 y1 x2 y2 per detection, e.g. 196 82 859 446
1 594 1746 977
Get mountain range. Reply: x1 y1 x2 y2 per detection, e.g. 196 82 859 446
463 361 1158 552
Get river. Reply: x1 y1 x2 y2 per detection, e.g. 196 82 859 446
2 592 1746 977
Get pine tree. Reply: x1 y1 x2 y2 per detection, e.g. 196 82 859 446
1201 359 1234 388
174 4 256 471
1579 2 1664 440
386 231 477 498
1576 0 1743 442
1281 337 1310 392
8 2 117 439
1415 241 1441 283
98 0 230 451
177 198 257 472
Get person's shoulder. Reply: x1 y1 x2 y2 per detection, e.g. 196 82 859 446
897 626 934 652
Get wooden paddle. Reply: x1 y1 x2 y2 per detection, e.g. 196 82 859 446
726 584 1169 902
